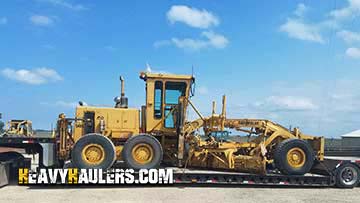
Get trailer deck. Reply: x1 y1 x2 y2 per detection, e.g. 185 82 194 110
0 134 359 188
169 168 333 187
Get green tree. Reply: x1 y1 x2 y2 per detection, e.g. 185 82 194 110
0 120 4 133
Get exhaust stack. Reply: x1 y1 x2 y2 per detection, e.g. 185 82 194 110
114 76 128 108
120 76 125 97
212 101 216 116
221 95 226 118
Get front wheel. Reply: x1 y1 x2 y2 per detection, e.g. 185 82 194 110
274 139 314 175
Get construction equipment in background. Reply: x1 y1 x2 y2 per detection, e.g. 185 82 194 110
1 120 33 137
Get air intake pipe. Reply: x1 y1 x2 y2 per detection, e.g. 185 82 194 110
114 76 128 108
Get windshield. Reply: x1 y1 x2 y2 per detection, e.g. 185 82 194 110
210 131 230 141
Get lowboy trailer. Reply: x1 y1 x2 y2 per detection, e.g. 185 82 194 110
0 134 359 188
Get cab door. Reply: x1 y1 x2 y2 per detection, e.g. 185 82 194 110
163 82 187 129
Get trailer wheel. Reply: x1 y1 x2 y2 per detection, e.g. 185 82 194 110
71 133 116 169
335 163 360 188
274 139 314 175
122 134 163 170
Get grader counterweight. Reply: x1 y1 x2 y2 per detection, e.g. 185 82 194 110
56 71 324 176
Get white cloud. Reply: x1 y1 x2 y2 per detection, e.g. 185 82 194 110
167 5 219 29
1 67 63 85
201 31 229 48
279 18 325 43
171 38 208 50
158 5 227 51
346 47 360 58
37 0 88 11
228 80 360 137
279 4 327 43
144 63 170 74
279 3 338 44
281 1 360 47
294 3 307 17
256 96 318 111
30 15 54 26
197 86 209 95
337 30 360 43
41 101 78 108
329 0 360 20
0 17 7 25
168 31 229 51
54 101 78 108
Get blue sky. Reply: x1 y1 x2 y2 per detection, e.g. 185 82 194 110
1 0 360 137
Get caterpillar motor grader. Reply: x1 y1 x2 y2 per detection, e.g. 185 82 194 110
0 120 33 137
56 71 324 175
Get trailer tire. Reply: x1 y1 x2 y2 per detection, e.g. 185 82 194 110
71 133 116 169
122 134 163 170
335 163 360 188
274 139 314 175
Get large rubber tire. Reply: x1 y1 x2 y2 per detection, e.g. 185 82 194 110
122 134 163 170
274 139 314 175
71 133 116 169
335 163 360 188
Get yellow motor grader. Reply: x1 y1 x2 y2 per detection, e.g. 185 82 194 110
1 120 33 137
56 72 324 175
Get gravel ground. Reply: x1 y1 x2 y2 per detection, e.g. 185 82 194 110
0 185 359 203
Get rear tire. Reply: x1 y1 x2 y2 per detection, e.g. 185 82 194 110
71 133 116 169
122 134 163 170
274 139 314 175
335 163 360 188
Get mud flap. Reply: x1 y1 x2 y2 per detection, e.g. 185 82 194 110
0 162 10 187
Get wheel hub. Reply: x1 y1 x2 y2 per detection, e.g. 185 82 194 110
81 144 105 165
286 147 306 168
340 167 358 185
132 143 154 165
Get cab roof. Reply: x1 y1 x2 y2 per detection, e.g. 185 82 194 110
139 71 194 81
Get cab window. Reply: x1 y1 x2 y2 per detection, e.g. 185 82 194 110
164 82 187 128
154 81 163 119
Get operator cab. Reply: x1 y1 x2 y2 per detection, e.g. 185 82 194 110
139 72 195 135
